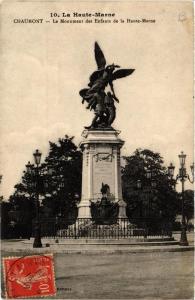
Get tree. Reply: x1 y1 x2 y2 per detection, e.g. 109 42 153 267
1 201 13 238
6 168 37 238
42 135 82 220
122 149 178 230
0 176 10 238
0 175 3 203
7 135 82 237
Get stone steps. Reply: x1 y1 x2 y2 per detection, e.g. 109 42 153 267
2 244 193 254
2 238 194 254
23 237 178 247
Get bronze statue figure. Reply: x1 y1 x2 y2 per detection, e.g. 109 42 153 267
79 42 135 129
91 183 119 225
100 182 110 198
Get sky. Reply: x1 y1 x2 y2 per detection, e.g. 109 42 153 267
0 0 193 198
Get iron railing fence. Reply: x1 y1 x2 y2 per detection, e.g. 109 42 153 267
32 217 172 239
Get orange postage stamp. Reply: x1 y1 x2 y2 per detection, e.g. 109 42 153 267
3 254 56 298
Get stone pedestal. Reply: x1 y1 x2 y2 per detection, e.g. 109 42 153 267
78 129 127 219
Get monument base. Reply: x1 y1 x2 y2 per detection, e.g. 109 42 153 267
61 218 131 238
77 200 92 219
118 199 127 218
78 128 127 219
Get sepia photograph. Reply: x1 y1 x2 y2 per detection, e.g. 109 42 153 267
0 0 194 299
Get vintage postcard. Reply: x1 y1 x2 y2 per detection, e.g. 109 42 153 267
0 0 194 299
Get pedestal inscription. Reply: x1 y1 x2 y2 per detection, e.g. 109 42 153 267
93 151 115 199
77 129 127 218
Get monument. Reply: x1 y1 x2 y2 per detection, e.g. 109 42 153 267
77 42 135 222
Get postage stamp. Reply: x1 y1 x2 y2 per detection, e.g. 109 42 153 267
3 254 56 298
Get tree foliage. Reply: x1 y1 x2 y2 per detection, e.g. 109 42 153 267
178 189 194 225
122 149 178 224
7 135 82 236
42 135 82 219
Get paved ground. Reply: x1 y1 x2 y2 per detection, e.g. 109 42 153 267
1 250 194 299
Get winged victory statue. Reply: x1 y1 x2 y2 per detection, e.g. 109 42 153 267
79 42 135 129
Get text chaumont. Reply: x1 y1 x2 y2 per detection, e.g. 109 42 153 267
13 19 43 23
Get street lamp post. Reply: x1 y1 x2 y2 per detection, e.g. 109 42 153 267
33 149 42 248
168 151 194 246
